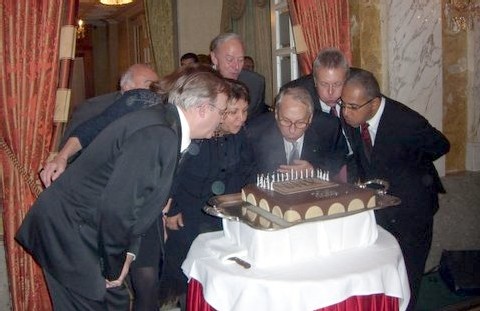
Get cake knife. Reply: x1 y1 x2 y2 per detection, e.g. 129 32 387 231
228 256 251 269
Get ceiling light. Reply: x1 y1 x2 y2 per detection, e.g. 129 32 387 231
99 0 133 5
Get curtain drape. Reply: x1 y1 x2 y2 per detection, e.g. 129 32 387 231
144 0 176 77
221 0 273 106
287 0 352 75
0 1 74 309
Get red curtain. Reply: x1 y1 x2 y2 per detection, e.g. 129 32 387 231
0 1 76 309
287 0 352 75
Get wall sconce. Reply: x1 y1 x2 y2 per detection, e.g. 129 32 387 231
76 19 86 39
444 0 480 32
99 0 133 5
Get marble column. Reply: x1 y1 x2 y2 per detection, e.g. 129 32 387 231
466 24 480 171
385 0 445 175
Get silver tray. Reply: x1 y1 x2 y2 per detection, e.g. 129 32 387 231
204 190 401 231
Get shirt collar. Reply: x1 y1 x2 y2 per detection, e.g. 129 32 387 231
176 107 191 152
319 99 331 114
319 99 339 115
366 96 385 132
283 134 305 153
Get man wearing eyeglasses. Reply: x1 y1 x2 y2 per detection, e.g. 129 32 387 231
342 68 450 311
246 86 346 177
16 71 229 310
282 48 353 180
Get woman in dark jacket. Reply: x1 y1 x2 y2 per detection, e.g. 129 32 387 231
159 79 252 307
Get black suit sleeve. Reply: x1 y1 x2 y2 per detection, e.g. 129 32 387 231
71 89 163 148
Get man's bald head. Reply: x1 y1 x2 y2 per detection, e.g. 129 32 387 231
120 64 159 93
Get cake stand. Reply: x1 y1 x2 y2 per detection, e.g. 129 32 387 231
203 179 401 231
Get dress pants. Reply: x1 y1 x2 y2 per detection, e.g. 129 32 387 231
44 270 131 311
376 211 433 311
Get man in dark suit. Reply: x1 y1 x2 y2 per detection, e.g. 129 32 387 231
15 71 229 310
61 63 159 146
247 86 346 177
281 48 348 116
210 32 267 121
341 68 450 310
282 48 354 181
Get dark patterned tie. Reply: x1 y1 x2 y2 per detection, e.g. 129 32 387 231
330 107 338 117
360 122 372 160
288 141 299 164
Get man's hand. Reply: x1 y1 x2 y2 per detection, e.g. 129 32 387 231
105 253 134 289
40 156 68 188
277 159 314 174
39 137 83 188
165 213 184 231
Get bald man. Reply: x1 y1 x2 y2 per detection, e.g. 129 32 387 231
62 63 159 144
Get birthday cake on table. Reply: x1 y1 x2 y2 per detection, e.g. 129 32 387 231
215 169 380 268
241 169 377 226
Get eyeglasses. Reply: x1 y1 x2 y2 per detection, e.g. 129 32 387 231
208 103 227 116
278 118 310 129
339 97 377 111
316 81 344 90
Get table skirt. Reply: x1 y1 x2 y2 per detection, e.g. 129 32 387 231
187 278 399 311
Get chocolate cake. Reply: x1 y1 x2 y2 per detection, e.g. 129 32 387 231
241 170 376 223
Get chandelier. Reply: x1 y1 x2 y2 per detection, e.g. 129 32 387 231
99 0 133 5
445 0 480 32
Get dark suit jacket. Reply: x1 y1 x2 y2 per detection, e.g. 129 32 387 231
282 75 359 180
61 91 121 147
238 69 267 121
348 97 450 226
246 112 346 177
16 103 181 301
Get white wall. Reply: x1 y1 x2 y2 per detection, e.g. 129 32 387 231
176 0 223 62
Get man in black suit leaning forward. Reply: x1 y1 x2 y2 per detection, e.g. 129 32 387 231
62 63 159 146
341 68 450 310
15 71 229 310
247 86 346 178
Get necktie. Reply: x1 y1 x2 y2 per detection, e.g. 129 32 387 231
288 141 299 164
330 107 338 117
360 122 372 159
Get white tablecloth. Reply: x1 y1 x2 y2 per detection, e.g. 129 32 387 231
182 226 410 311
222 211 378 268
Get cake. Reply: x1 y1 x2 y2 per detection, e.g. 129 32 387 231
240 169 377 226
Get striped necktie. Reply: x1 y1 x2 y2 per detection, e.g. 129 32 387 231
360 122 372 159
288 141 299 164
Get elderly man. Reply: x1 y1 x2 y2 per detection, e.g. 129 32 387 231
210 32 267 121
282 48 354 180
16 71 229 310
246 86 345 177
62 63 159 144
341 68 450 310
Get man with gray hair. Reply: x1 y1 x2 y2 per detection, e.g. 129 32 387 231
62 63 159 144
16 70 229 310
282 48 352 181
282 48 349 116
210 32 267 121
246 86 346 177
